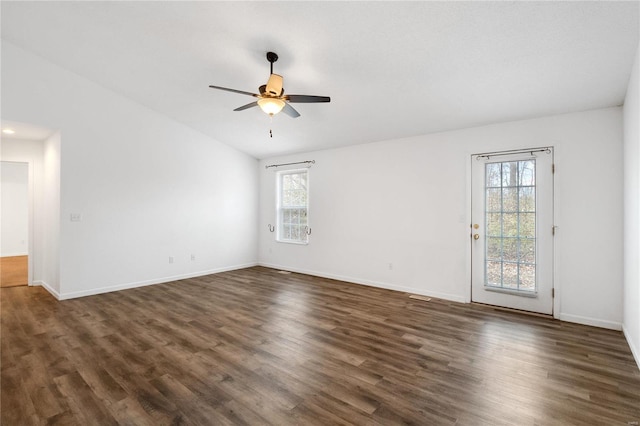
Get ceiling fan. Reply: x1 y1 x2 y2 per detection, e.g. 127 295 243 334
209 52 330 118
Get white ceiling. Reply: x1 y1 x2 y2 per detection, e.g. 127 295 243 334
1 1 638 159
0 119 55 141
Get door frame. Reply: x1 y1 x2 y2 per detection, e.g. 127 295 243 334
465 147 559 319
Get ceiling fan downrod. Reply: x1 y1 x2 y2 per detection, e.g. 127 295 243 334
266 51 278 75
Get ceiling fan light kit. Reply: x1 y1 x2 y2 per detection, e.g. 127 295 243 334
258 97 285 116
209 51 331 119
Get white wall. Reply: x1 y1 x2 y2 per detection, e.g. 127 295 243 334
2 41 259 299
1 139 46 286
1 161 29 257
623 42 640 368
259 107 624 330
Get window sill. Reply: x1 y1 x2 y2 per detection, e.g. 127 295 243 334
484 286 538 298
276 239 309 246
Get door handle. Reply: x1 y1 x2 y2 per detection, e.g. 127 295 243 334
473 234 480 240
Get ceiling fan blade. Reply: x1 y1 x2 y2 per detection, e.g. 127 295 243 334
285 94 331 103
282 103 301 118
209 85 259 97
234 101 259 111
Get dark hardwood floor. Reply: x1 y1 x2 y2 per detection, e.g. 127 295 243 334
1 266 639 425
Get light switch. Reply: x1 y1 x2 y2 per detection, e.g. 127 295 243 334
70 213 82 222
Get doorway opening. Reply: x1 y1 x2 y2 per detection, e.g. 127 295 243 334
1 161 29 287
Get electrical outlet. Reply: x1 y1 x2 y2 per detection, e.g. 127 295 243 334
169 256 174 264
190 254 195 261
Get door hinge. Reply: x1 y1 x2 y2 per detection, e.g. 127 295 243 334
552 164 555 174
552 288 555 298
552 225 557 236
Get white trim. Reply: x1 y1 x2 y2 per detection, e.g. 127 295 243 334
259 262 466 303
559 313 622 331
484 286 538 298
276 240 309 246
38 280 61 300
465 152 473 303
622 324 640 371
1 252 28 257
551 148 560 320
55 262 258 300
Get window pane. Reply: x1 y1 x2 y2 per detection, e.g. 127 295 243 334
502 213 518 237
282 224 291 240
519 187 535 212
288 190 298 206
501 162 518 187
486 163 501 188
486 213 502 237
519 264 535 291
520 238 535 263
290 225 300 241
502 238 518 262
486 188 502 212
519 213 535 238
283 175 292 190
502 263 518 289
290 209 299 223
502 188 518 212
486 237 502 260
518 160 535 186
486 261 502 286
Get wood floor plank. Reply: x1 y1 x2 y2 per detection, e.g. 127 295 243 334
0 255 27 287
2 266 639 425
53 371 119 426
149 374 237 426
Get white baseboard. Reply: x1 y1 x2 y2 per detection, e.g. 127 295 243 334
258 262 466 303
57 262 258 300
622 324 640 371
1 252 28 257
559 313 622 331
36 280 62 300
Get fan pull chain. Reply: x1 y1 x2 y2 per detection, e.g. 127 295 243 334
269 115 274 138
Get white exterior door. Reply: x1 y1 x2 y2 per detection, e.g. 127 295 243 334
471 148 554 315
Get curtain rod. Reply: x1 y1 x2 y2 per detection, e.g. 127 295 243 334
265 160 315 169
475 147 551 160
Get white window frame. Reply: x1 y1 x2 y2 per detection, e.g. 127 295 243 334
276 168 309 245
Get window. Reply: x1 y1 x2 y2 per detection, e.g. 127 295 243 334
277 169 309 244
484 160 536 292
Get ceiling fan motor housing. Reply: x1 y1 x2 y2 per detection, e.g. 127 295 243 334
266 74 284 96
